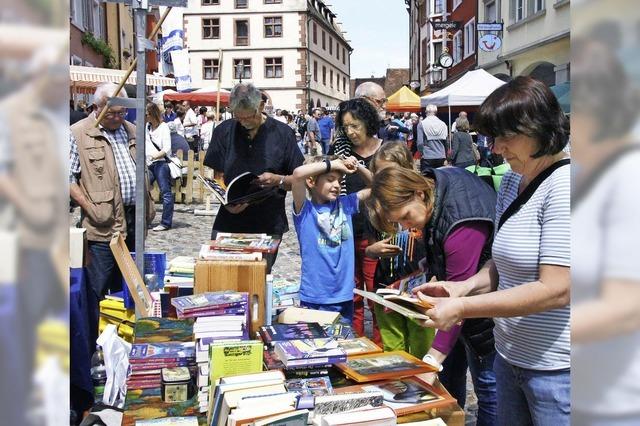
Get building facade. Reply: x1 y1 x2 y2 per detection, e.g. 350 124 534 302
180 0 351 112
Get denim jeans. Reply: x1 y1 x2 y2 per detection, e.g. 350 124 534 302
149 161 174 228
321 139 331 155
300 300 354 324
439 338 497 426
494 354 570 426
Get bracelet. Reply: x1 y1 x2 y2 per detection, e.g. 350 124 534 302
324 159 331 174
422 353 443 372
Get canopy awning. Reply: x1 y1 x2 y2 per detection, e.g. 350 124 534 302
70 65 176 94
163 88 230 107
421 69 506 107
386 86 422 112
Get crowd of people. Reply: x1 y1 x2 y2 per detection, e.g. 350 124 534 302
70 74 570 425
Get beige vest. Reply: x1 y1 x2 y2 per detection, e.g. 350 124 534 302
70 114 155 242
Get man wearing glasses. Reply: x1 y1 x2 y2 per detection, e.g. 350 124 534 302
69 82 155 344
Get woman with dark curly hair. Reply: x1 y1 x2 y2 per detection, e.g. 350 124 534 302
408 75 571 425
335 98 383 343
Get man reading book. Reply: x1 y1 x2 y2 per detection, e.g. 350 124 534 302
203 83 304 271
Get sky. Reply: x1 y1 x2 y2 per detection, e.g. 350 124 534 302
328 0 410 79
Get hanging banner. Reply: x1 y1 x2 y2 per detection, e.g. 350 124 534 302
159 29 184 70
477 22 504 32
479 34 502 52
432 21 460 31
170 49 192 92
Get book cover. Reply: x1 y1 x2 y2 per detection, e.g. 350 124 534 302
252 409 309 426
322 324 355 340
335 351 436 383
285 376 333 397
377 271 429 295
277 307 341 325
274 338 347 367
353 288 431 321
198 246 263 261
335 376 455 417
312 391 385 416
336 337 383 357
211 233 281 254
259 322 328 345
209 340 263 384
198 172 277 206
171 291 248 312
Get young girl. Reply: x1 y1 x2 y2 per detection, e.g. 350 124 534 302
291 155 370 323
364 142 435 358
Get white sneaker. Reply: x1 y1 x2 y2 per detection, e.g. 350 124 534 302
152 224 170 231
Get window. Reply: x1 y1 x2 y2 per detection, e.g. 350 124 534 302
452 31 462 64
322 31 326 49
235 20 249 46
337 45 340 61
421 38 427 72
434 42 443 65
203 58 220 80
264 0 282 3
322 65 326 85
235 0 247 8
265 57 283 78
329 37 333 55
336 75 340 91
343 76 346 93
342 48 346 64
313 22 317 44
264 16 282 37
330 69 333 88
202 0 219 4
485 0 497 21
202 18 220 39
464 19 475 58
453 0 462 11
233 59 252 79
314 61 318 82
70 0 83 27
511 0 525 21
431 0 445 15
533 0 544 13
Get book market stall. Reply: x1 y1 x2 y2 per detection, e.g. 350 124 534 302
70 229 466 426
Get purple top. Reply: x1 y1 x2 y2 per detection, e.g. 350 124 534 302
430 221 492 355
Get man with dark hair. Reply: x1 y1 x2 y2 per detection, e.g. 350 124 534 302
317 107 335 154
306 108 322 155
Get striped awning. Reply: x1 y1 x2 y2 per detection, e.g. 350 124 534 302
70 65 175 94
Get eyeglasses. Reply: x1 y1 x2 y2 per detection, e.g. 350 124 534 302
365 96 388 107
341 123 364 133
103 109 127 118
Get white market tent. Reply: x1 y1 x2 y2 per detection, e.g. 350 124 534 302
420 69 506 107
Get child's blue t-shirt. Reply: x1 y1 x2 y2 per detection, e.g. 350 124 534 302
293 193 359 304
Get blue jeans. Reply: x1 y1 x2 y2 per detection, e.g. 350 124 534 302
321 139 331 155
439 338 497 426
494 354 570 426
300 300 354 324
149 161 174 228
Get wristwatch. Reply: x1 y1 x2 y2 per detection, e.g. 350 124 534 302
422 353 443 372
278 175 285 190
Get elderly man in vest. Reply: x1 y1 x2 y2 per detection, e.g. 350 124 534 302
69 82 154 338
417 104 448 173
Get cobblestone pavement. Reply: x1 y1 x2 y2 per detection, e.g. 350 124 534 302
73 194 477 424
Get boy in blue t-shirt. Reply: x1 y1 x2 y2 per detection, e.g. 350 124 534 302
291 155 371 323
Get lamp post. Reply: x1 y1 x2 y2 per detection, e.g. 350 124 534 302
305 71 312 114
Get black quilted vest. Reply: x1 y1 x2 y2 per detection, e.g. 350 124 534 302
423 167 497 357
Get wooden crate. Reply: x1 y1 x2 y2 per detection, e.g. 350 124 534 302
194 260 267 336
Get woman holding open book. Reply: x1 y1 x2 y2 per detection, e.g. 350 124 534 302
366 165 498 426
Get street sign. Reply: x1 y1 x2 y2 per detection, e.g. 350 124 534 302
479 34 502 52
477 22 503 32
103 0 187 6
432 21 460 31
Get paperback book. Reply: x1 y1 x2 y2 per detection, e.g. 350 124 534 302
198 172 277 206
284 376 333 397
353 288 432 321
259 322 328 346
274 338 347 368
171 291 248 313
210 233 281 254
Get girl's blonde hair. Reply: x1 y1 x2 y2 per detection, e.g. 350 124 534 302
366 167 435 233
369 141 414 174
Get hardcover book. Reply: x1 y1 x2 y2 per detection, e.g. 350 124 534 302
273 338 347 367
335 376 455 416
353 288 432 321
284 376 333 397
335 351 437 383
259 322 328 346
198 172 277 206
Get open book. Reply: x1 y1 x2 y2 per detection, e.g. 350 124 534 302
198 172 277 206
353 288 432 321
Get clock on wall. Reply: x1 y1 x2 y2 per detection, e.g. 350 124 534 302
438 52 454 68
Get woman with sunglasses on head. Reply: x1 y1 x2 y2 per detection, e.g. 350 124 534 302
409 76 571 425
145 102 174 231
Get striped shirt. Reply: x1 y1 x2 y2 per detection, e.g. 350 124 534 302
492 164 570 370
69 123 137 205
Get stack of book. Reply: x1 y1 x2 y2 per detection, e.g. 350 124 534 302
199 233 281 262
273 338 348 368
127 342 196 390
167 256 196 278
170 291 250 413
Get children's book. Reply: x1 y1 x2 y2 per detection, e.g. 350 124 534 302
259 322 328 346
198 172 277 206
335 351 437 383
274 338 347 367
353 288 432 321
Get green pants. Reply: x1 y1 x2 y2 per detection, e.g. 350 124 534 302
374 304 435 359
